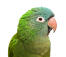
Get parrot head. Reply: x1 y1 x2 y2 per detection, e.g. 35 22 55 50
17 7 57 54
18 7 57 39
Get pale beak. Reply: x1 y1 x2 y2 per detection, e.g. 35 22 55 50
48 17 57 32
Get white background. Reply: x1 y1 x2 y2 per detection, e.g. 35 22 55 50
0 0 66 57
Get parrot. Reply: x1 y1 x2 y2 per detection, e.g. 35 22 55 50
8 7 57 57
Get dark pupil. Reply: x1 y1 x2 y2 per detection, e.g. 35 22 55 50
39 18 42 21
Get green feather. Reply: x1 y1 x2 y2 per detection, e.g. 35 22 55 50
8 7 54 57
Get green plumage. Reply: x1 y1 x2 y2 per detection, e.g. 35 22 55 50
8 7 54 57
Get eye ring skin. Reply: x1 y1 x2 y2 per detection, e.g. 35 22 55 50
36 17 45 23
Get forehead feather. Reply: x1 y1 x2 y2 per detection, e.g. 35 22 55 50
21 7 54 20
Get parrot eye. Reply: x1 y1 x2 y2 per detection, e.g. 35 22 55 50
36 17 45 22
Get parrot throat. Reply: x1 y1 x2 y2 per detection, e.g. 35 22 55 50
22 36 50 56
17 31 50 56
